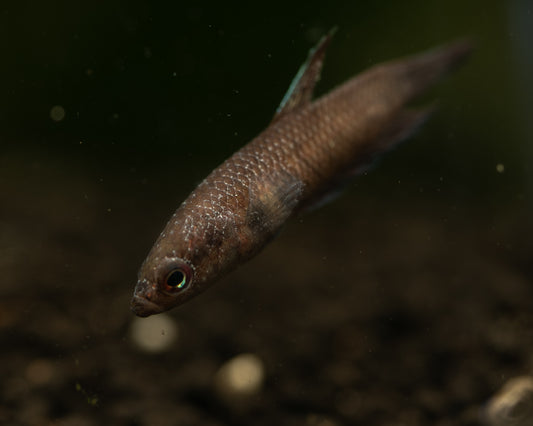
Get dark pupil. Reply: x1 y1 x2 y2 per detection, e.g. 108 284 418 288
167 270 186 288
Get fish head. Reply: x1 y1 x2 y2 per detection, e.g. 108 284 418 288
131 204 240 317
131 253 200 317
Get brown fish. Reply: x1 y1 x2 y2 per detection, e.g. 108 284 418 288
131 33 471 317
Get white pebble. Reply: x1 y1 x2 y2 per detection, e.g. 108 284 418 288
485 376 533 426
129 313 178 353
214 353 264 398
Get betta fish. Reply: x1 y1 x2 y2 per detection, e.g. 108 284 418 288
131 32 471 317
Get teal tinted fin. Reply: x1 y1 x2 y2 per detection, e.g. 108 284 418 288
273 28 337 122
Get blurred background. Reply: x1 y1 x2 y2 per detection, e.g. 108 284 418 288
1 1 532 425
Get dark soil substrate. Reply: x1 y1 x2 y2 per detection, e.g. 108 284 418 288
1 153 532 426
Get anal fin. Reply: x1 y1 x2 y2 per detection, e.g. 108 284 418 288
375 106 435 154
300 106 434 213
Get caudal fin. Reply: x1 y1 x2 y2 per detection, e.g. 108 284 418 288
382 40 474 104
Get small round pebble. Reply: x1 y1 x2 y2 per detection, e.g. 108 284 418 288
129 314 178 353
214 353 264 398
485 376 533 426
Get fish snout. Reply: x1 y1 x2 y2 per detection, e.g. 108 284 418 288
130 294 164 317
131 279 164 317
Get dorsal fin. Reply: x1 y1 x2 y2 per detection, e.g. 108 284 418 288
272 28 336 122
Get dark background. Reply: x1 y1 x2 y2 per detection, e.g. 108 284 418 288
1 1 532 425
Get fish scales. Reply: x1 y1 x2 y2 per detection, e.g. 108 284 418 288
131 34 472 317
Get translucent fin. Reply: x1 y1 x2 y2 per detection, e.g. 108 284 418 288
299 106 434 213
246 171 304 237
273 28 337 122
379 40 474 105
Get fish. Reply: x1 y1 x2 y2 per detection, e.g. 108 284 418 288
131 32 472 317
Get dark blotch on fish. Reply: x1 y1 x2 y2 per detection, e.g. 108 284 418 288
131 31 472 317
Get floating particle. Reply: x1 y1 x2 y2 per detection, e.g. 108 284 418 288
496 164 505 173
75 382 99 407
50 105 65 122
129 313 178 353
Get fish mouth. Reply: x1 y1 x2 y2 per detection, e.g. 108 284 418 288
130 294 165 317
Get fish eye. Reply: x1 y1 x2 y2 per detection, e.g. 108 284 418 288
165 268 188 290
157 258 194 293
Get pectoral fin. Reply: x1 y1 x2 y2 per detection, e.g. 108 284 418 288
246 171 304 239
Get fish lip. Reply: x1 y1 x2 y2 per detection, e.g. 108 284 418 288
130 294 164 317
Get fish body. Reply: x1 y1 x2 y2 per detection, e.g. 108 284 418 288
131 34 471 317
